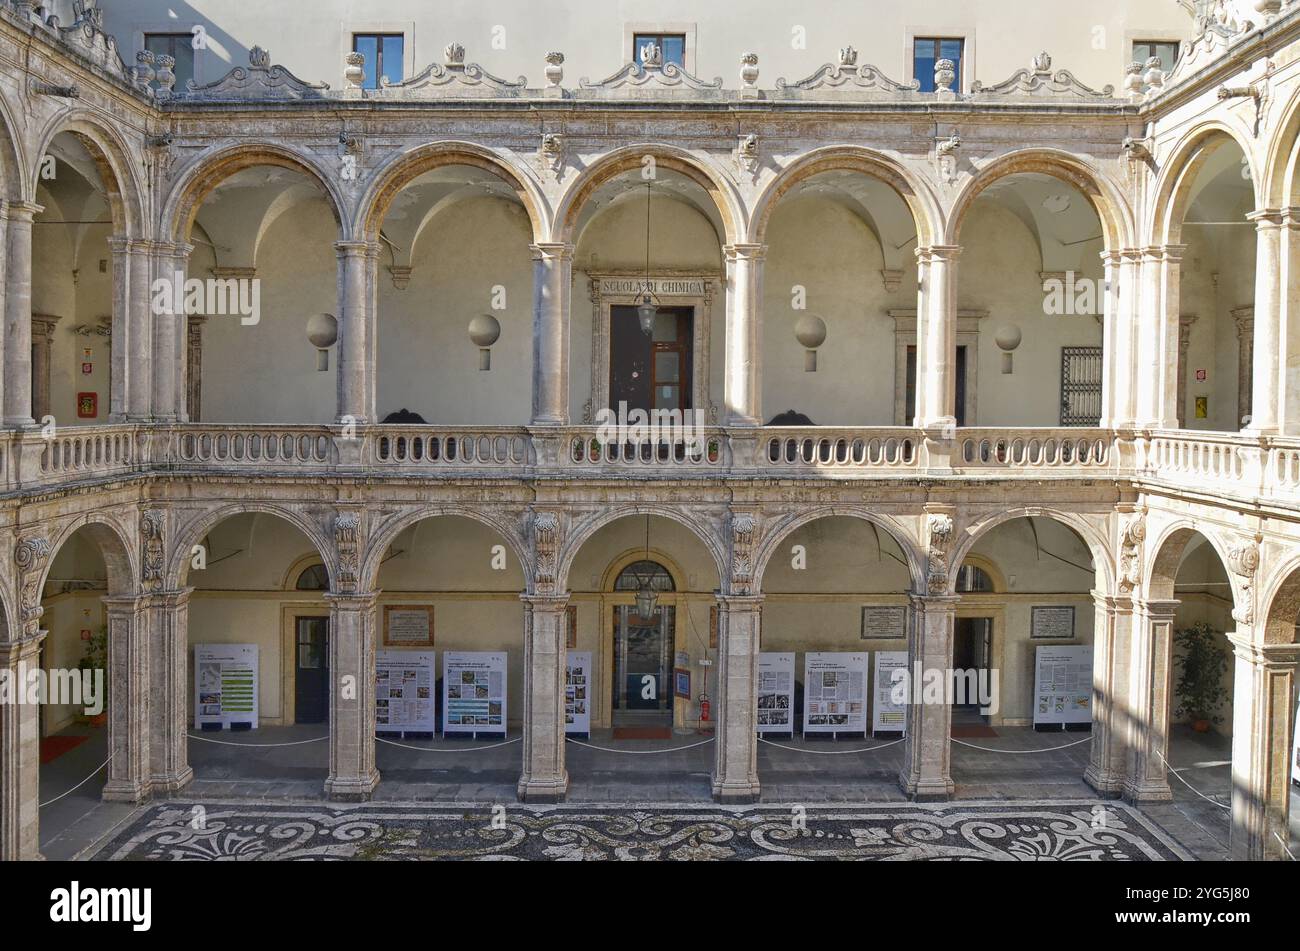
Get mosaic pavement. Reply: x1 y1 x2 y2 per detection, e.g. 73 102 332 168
92 800 1192 861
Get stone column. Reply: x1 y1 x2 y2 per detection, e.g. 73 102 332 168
900 593 958 801
1136 246 1183 429
1102 249 1143 428
518 594 569 801
1247 210 1282 433
1234 307 1254 428
914 246 960 429
101 595 152 802
1279 210 1300 435
1123 598 1177 802
1083 593 1131 796
530 243 572 425
1098 251 1122 428
723 243 765 426
3 201 40 427
1175 315 1197 428
152 242 192 421
1226 636 1300 861
712 594 762 803
0 630 45 860
148 588 193 793
186 315 205 422
324 592 379 800
335 241 377 425
107 237 155 421
30 314 60 424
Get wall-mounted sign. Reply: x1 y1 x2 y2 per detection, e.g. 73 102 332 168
443 651 506 734
1195 368 1207 382
194 643 258 729
872 651 909 734
803 652 868 734
1195 396 1208 419
1032 645 1093 727
382 605 433 646
81 362 93 375
599 277 707 297
757 652 795 734
565 651 592 734
375 649 436 733
861 605 907 639
76 392 97 418
673 667 691 700
1031 605 1076 639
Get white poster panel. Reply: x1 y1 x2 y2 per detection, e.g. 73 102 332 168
194 644 259 729
376 650 436 733
1292 700 1300 784
872 651 909 734
443 651 507 734
565 651 593 734
803 652 869 734
756 652 795 734
1032 645 1093 726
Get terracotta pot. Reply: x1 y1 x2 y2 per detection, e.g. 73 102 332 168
1192 718 1211 733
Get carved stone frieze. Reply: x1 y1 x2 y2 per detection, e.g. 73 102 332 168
186 46 330 99
925 513 954 594
140 509 165 592
334 511 360 592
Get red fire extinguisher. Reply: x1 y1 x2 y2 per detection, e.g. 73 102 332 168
698 694 711 722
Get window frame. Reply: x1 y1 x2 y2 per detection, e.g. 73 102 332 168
1131 39 1181 76
904 28 974 94
134 25 203 87
351 32 406 89
143 32 197 92
339 21 413 89
623 22 697 73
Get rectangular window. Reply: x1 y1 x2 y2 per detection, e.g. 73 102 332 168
352 33 404 88
1060 346 1103 426
145 33 196 91
913 37 964 93
1132 40 1180 75
634 32 686 68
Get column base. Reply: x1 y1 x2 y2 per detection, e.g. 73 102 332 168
101 778 151 804
517 772 569 803
711 780 761 804
900 772 954 802
325 768 380 802
150 766 195 795
1122 779 1173 804
1082 765 1125 799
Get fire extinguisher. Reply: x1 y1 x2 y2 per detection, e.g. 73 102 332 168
698 694 711 722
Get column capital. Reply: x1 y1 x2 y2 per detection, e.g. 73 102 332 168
1092 591 1135 613
0 628 47 662
1 200 43 222
915 244 962 262
529 242 574 261
154 240 194 258
715 592 765 608
723 242 766 260
1225 633 1300 667
324 591 378 609
908 592 961 607
108 235 155 255
521 592 571 610
1136 598 1180 619
1139 243 1186 262
1246 207 1285 228
101 594 150 611
333 239 382 257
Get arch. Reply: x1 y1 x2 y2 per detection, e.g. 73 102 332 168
356 140 550 244
41 514 137 599
0 93 25 203
1265 84 1300 208
1258 553 1300 646
553 144 744 246
946 148 1134 250
1145 521 1238 604
751 507 924 595
748 145 944 248
603 551 685 593
947 508 1115 597
361 506 532 594
167 502 334 590
956 553 1005 593
32 110 146 237
557 506 727 594
1149 121 1259 246
161 143 348 245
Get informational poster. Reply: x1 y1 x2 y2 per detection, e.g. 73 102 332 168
194 644 258 729
803 652 868 734
861 606 907 640
1032 645 1093 726
757 652 795 734
565 651 592 735
375 650 436 733
1031 605 1076 639
443 651 507 734
1292 701 1300 784
872 651 909 734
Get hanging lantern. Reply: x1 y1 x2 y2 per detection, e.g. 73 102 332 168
638 183 658 336
635 579 658 618
637 294 657 336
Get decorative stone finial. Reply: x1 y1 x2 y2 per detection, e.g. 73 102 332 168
639 41 662 68
544 51 565 87
345 51 365 89
740 52 759 89
444 42 465 67
839 46 858 67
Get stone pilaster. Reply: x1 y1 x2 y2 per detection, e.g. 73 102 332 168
1083 593 1132 797
530 243 572 425
712 593 763 803
186 315 205 422
913 246 960 429
152 242 193 421
0 631 45 860
723 243 765 426
1175 315 1197 429
148 588 194 793
1226 636 1300 861
1278 209 1300 435
101 595 152 802
335 241 379 425
1233 306 1254 428
30 314 60 424
3 201 40 427
1136 245 1183 430
1123 598 1178 802
518 593 569 801
1246 210 1282 433
899 591 957 801
324 592 379 800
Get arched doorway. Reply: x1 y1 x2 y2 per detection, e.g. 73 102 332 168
609 557 677 733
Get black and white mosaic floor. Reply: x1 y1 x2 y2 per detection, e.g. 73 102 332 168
92 800 1192 861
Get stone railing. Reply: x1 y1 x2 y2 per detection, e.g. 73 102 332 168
761 428 917 471
371 427 532 469
562 427 728 470
0 425 149 491
170 426 336 469
1142 429 1300 508
955 429 1116 472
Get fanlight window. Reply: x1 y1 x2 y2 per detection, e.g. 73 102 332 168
295 563 330 591
955 563 994 593
614 560 675 592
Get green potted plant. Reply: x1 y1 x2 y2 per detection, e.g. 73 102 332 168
1172 621 1230 733
77 625 109 727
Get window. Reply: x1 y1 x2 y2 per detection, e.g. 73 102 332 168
634 32 686 68
145 33 196 91
913 37 964 93
905 345 968 426
352 33 404 88
1132 40 1179 75
1060 346 1103 426
295 563 330 591
955 564 995 593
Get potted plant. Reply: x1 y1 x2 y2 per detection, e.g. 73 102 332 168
77 625 109 727
1172 621 1230 733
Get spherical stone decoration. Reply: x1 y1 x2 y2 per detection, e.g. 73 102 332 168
469 313 502 347
994 324 1023 352
306 312 338 348
794 315 828 349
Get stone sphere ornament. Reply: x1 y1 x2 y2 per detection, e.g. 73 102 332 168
307 312 338 371
994 324 1022 374
795 315 828 371
469 314 502 370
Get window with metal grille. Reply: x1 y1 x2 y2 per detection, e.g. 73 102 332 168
1060 346 1102 426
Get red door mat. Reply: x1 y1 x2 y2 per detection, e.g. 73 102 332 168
612 726 673 740
41 734 89 764
950 725 999 738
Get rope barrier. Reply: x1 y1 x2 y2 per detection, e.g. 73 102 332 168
39 755 111 808
758 737 904 755
566 737 715 754
950 734 1093 753
1274 831 1297 862
1155 749 1231 811
186 732 329 748
375 736 521 753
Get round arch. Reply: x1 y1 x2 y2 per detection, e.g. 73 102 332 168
1145 521 1239 604
0 93 25 203
751 508 924 594
1149 122 1260 246
161 143 348 245
748 145 944 247
167 503 334 590
1265 85 1300 208
553 144 745 246
41 514 137 598
947 508 1114 597
557 506 728 594
946 148 1134 250
601 548 688 593
356 140 550 244
32 111 146 237
1258 553 1300 646
360 506 532 594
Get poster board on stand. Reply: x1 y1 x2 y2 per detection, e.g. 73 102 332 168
1032 645 1093 728
375 649 436 734
803 652 869 736
1292 700 1300 784
757 652 795 735
872 651 909 735
443 651 507 735
194 644 259 730
566 651 592 735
